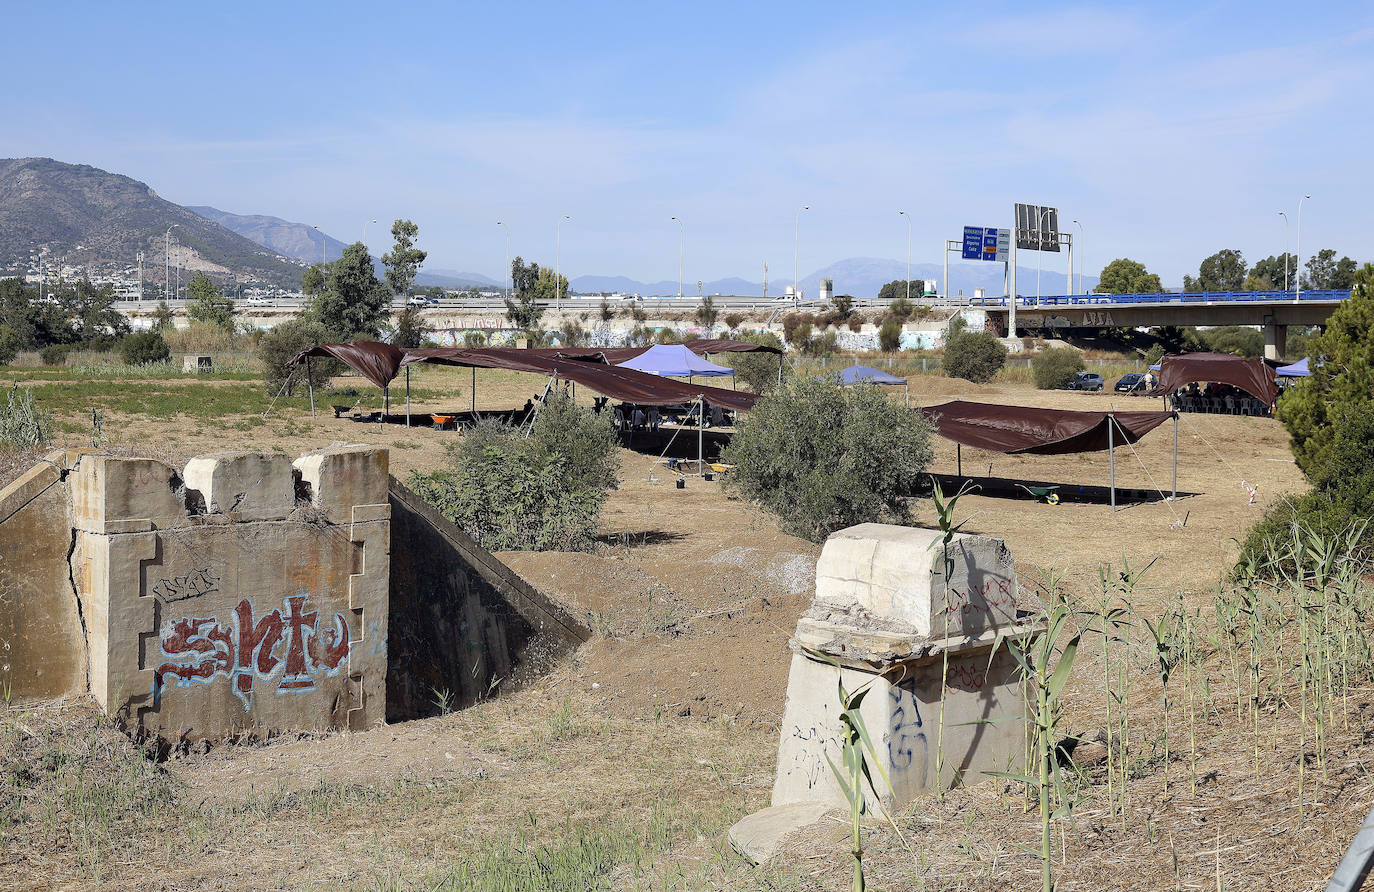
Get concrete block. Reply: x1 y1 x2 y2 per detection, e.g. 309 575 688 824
814 523 1020 639
728 801 836 864
71 455 188 533
0 471 83 702
767 522 1038 817
294 445 388 520
771 647 1027 812
183 451 295 520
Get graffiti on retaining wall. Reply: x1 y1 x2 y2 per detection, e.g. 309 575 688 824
154 595 351 709
150 568 220 602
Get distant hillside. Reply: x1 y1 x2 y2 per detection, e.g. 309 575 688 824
188 205 349 266
573 258 1097 298
0 158 305 287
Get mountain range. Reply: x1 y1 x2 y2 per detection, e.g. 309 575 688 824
571 257 1095 299
0 158 1098 298
0 158 305 287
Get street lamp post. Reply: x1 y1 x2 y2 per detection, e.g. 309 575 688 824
164 224 178 300
312 225 325 265
671 216 684 300
1072 219 1084 294
1296 194 1310 304
1278 211 1289 292
363 218 377 248
556 215 571 307
497 221 510 302
794 205 809 303
899 211 911 303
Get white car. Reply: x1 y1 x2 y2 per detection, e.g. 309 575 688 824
243 296 270 307
407 295 437 307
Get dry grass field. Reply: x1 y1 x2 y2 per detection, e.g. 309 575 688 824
4 358 1358 892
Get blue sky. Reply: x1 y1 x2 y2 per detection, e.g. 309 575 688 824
4 1 1371 286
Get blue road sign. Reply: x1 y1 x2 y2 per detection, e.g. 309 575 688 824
962 227 983 260
964 226 1009 262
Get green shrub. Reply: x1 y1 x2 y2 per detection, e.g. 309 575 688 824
1031 346 1085 390
943 329 1006 383
118 331 171 366
1144 343 1165 366
0 383 51 449
1240 409 1374 569
801 329 837 357
878 320 902 352
722 376 934 542
723 313 743 331
407 391 618 551
0 325 19 365
888 296 915 319
256 318 337 396
721 330 786 395
39 344 70 366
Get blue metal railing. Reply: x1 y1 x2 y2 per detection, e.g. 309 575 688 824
970 289 1351 308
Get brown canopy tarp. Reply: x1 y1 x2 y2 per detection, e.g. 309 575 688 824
288 341 405 390
1147 353 1278 403
399 347 761 412
681 338 783 355
920 400 1175 455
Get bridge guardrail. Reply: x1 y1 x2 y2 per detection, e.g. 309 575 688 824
972 289 1350 308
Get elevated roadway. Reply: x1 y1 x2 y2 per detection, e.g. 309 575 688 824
975 289 1350 360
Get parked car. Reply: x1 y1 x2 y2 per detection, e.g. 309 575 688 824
1068 371 1104 392
1115 372 1146 394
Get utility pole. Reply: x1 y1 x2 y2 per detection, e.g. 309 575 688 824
556 215 571 306
899 210 911 303
671 216 684 300
1278 211 1289 292
497 221 510 302
762 261 768 301
1296 194 1310 304
137 251 144 300
794 205 809 303
164 224 178 300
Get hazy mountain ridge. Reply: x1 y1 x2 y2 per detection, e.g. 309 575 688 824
0 158 305 287
572 256 1096 298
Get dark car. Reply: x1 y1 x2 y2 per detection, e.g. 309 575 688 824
1068 371 1104 392
1115 372 1147 394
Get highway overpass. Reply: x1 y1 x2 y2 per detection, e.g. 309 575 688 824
976 289 1350 360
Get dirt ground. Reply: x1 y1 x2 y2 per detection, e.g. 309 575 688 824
0 363 1332 891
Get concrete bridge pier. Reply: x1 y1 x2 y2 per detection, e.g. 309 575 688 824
1264 318 1287 362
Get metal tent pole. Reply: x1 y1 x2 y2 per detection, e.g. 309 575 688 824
471 367 476 416
698 397 705 476
405 368 411 427
384 386 389 420
1108 415 1116 511
904 381 909 409
957 443 962 478
1172 413 1178 501
305 356 315 418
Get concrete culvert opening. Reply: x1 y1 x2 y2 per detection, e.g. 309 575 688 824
0 446 588 748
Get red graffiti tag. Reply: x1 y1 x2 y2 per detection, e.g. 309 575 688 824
154 597 352 709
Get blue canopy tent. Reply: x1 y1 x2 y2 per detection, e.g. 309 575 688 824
616 343 734 378
835 364 910 407
1277 357 1310 377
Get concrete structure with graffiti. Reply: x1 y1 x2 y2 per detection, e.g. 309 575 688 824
0 446 587 743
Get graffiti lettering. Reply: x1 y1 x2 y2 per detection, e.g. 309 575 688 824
154 597 351 709
944 659 988 693
150 568 221 602
938 578 1018 619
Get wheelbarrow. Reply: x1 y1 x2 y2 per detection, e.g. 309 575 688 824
1017 484 1061 505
